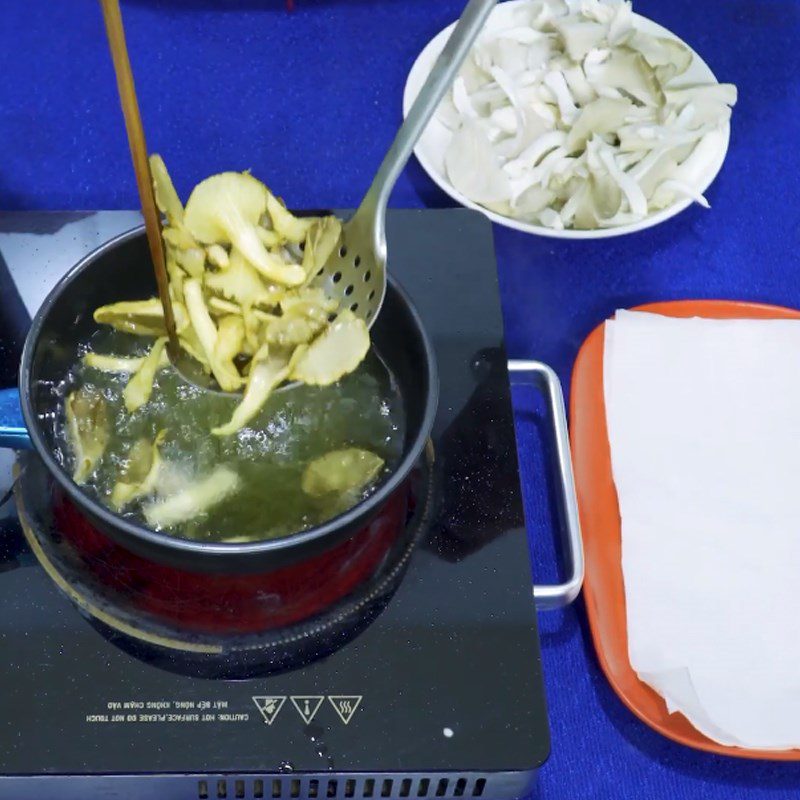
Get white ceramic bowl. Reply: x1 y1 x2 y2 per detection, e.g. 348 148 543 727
403 1 731 239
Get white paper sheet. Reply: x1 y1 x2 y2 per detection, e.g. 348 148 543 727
604 310 800 749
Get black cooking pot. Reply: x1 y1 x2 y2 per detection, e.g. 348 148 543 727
0 227 438 573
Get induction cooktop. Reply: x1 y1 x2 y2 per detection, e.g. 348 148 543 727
0 209 549 800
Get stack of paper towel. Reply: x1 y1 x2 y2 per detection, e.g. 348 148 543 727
604 310 800 749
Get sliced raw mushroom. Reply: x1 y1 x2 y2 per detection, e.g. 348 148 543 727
433 2 735 230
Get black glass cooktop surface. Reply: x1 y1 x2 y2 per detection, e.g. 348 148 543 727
0 210 548 798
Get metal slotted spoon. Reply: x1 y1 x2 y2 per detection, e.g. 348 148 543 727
311 0 498 328
104 0 497 393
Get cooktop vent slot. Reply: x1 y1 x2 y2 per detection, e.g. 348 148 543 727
197 775 493 800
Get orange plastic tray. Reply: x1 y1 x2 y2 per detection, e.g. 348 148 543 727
570 299 800 760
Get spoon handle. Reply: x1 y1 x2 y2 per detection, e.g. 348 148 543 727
359 0 497 220
99 0 180 357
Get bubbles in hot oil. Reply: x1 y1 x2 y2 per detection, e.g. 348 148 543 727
156 459 196 498
235 426 271 453
233 411 293 460
175 382 202 402
56 329 406 542
100 379 126 403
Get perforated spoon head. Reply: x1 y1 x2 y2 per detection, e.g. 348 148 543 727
309 208 387 329
308 0 497 330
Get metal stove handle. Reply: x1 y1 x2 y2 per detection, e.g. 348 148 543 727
508 360 584 610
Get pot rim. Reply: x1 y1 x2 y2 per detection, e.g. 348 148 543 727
19 224 439 563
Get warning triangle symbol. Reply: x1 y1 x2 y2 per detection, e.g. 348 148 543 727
290 696 325 725
328 695 362 725
252 696 286 725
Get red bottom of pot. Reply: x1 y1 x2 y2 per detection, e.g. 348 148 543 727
52 486 409 635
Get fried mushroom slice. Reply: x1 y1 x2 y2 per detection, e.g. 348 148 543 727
143 466 241 528
301 448 385 498
183 172 305 286
211 344 306 436
123 336 168 412
65 387 110 484
289 310 369 386
110 430 167 510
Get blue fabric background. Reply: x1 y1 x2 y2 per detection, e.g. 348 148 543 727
2 0 800 796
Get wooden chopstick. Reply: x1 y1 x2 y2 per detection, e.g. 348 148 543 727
98 0 179 356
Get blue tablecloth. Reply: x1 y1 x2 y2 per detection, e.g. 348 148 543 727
3 0 800 796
